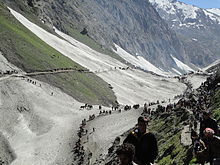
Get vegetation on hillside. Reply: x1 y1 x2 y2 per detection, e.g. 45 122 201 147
3 0 126 65
210 70 220 123
149 108 192 165
0 3 116 105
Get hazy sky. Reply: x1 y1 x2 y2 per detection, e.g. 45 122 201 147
179 0 220 9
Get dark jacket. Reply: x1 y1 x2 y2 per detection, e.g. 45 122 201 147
200 118 218 137
124 129 158 165
208 136 220 159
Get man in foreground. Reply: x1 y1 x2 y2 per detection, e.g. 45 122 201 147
203 128 220 165
200 111 218 137
124 116 158 165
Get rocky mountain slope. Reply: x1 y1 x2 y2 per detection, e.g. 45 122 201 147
3 0 197 74
0 5 189 165
149 0 220 68
0 3 117 106
207 8 220 17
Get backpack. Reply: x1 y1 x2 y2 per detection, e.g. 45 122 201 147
194 139 209 164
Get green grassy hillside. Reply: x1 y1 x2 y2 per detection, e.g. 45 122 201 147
149 109 192 165
0 3 116 106
3 0 126 64
211 88 220 123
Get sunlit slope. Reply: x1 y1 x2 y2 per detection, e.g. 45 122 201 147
8 6 187 105
0 3 116 105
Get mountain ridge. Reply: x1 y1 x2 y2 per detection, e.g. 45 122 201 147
3 0 198 74
149 0 220 68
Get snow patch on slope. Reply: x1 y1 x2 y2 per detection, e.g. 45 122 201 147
150 0 220 27
192 38 198 41
172 68 182 75
113 44 169 76
8 7 123 72
174 1 199 20
149 0 199 20
207 8 220 17
149 0 176 15
203 10 220 24
171 55 194 73
8 7 186 106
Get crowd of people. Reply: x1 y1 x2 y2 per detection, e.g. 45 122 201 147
116 74 220 165
116 112 219 165
70 73 220 165
80 103 93 110
73 117 95 165
26 78 41 87
191 110 220 165
0 69 18 75
17 106 29 113
99 110 112 115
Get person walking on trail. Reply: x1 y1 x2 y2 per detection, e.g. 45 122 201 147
203 128 220 165
124 116 158 165
200 111 218 137
116 143 137 165
191 131 208 165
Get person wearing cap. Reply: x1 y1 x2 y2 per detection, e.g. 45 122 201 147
123 116 158 165
203 128 220 165
199 111 218 137
116 143 137 165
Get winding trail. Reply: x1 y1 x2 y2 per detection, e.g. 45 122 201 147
0 75 104 165
83 108 143 164
0 66 131 78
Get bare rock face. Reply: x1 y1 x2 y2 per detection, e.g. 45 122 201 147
4 0 192 73
6 0 220 72
81 0 190 72
78 0 187 72
150 0 220 68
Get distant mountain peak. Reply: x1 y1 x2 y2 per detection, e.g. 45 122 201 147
207 8 220 17
149 0 220 29
149 0 220 68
